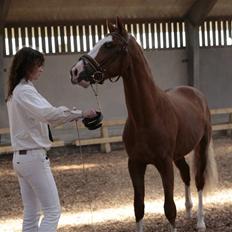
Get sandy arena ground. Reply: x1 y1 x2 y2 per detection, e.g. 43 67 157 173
0 137 232 232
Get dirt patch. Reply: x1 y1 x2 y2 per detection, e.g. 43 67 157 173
0 137 232 232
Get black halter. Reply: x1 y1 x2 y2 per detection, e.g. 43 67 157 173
79 32 129 84
79 54 106 84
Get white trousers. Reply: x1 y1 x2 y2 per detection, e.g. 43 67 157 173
13 149 61 232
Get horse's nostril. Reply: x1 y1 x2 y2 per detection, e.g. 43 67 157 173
74 69 78 76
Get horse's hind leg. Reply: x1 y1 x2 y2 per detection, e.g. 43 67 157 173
194 140 207 231
128 158 147 232
174 158 193 218
155 158 177 232
194 131 212 231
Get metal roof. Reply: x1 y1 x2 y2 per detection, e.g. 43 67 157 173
1 0 232 26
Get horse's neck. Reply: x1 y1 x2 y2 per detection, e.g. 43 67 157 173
123 40 162 124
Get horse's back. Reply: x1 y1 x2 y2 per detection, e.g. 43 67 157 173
166 86 209 116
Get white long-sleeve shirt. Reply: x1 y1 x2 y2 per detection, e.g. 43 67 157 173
7 79 83 151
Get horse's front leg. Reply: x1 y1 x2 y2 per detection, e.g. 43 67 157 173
155 158 177 232
128 158 147 232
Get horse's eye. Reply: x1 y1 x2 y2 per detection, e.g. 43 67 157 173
104 42 113 49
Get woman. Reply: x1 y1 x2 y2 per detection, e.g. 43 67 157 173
6 47 97 232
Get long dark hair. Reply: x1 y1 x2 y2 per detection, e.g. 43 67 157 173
6 47 44 102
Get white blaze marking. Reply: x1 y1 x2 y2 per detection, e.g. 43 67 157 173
88 35 113 58
70 35 113 85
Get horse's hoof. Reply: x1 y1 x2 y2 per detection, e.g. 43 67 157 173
170 228 177 232
196 223 206 232
197 229 206 232
169 224 177 232
136 220 143 232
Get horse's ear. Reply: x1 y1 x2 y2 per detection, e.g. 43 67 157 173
116 16 127 37
107 20 116 33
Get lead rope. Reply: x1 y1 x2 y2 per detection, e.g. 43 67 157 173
75 120 96 232
73 83 102 231
91 83 102 113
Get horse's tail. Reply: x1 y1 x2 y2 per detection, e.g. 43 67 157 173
193 136 218 194
203 138 218 193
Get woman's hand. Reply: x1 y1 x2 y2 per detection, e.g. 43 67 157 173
82 109 97 118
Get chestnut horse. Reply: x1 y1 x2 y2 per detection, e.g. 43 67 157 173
69 18 218 232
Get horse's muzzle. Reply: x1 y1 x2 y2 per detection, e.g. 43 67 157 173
70 75 79 84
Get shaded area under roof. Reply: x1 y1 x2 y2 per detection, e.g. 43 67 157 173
1 0 232 26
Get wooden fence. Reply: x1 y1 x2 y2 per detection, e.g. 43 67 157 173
0 108 232 154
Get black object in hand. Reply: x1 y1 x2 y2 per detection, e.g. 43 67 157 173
82 111 103 130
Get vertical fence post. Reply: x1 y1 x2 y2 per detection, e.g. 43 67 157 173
100 125 111 153
228 113 232 138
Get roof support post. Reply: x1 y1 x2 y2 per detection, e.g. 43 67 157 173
186 20 200 88
186 0 218 26
0 26 5 104
184 0 218 89
0 0 11 126
0 25 7 127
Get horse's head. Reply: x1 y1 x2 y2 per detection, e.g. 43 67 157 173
70 17 130 88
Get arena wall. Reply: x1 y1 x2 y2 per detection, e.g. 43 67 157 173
1 47 232 128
